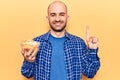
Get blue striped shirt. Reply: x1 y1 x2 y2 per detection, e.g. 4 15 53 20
21 31 100 80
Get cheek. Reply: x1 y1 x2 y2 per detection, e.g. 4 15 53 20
48 17 53 22
49 18 55 23
63 19 67 23
62 17 68 21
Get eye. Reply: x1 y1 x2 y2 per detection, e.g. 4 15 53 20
50 13 56 17
60 13 65 16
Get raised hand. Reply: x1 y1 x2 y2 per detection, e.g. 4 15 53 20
86 26 98 49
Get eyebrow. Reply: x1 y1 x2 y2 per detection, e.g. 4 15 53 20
50 12 66 15
50 13 55 15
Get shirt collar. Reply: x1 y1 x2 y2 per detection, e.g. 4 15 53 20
41 30 72 41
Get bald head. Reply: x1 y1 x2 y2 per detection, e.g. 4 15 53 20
46 1 69 33
47 1 67 15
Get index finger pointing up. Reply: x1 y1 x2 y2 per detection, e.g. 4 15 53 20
86 26 90 41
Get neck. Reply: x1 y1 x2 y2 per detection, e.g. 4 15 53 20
50 30 65 38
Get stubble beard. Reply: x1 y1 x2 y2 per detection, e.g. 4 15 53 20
49 21 67 32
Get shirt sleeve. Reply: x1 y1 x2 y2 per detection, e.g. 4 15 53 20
87 48 100 61
80 41 100 78
21 59 34 78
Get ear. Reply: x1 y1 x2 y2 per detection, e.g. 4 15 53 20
46 16 49 22
67 15 70 21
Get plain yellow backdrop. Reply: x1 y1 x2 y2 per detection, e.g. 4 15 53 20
0 0 120 80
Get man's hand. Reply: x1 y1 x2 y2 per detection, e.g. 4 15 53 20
86 26 98 49
21 46 39 62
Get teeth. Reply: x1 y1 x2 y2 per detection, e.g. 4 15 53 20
56 23 60 25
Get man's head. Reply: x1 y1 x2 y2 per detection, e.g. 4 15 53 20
47 1 69 32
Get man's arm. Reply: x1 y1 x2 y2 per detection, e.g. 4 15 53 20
20 40 39 78
81 44 100 78
21 60 34 78
81 26 100 78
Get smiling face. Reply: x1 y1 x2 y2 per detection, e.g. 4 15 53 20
47 1 69 32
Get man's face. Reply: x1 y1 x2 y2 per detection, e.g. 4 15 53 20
47 2 69 32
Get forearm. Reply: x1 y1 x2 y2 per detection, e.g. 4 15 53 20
21 59 34 78
82 59 100 78
82 48 100 78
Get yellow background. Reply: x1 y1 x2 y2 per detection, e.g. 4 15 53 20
0 0 120 80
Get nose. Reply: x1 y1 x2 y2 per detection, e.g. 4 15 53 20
55 15 60 21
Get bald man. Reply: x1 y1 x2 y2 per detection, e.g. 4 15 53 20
21 1 100 80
